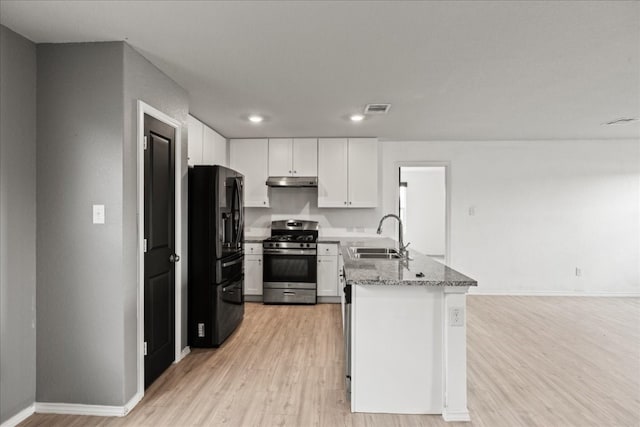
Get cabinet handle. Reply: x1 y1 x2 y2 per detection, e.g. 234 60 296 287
344 201 347 205
263 201 266 205
293 170 297 174
349 201 352 205
289 170 292 173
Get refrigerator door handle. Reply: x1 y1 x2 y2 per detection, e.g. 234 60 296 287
222 257 243 268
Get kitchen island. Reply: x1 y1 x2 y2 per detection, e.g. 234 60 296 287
340 238 477 422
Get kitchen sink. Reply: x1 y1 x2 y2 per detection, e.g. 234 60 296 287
349 247 402 259
351 253 402 260
350 247 400 255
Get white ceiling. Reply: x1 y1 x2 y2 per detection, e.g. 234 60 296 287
1 0 639 141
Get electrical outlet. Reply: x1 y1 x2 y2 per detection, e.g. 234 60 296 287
198 323 205 337
468 206 475 216
449 307 464 327
575 267 582 277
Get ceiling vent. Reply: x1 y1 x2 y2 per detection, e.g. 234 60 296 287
364 103 392 115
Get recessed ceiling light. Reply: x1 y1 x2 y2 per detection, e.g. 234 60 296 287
248 115 263 123
350 114 365 122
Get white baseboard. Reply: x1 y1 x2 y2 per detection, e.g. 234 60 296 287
442 408 470 422
123 391 143 416
317 296 341 304
469 290 640 297
175 346 191 363
35 391 143 418
1 404 35 427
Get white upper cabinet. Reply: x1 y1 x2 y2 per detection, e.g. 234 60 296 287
318 138 377 208
230 139 270 207
203 126 228 167
347 138 378 207
268 138 292 176
318 138 349 207
292 138 318 176
187 114 204 166
268 138 318 176
188 114 228 167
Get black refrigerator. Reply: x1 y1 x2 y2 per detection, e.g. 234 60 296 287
188 165 244 347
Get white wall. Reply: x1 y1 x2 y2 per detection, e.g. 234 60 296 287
401 167 446 256
381 140 640 295
244 187 383 237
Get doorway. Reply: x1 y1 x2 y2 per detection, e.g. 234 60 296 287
398 165 449 263
136 101 183 399
143 114 176 388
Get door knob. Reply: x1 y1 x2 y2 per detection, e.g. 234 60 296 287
169 254 180 263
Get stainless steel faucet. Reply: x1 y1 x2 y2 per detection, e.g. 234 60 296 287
376 214 410 257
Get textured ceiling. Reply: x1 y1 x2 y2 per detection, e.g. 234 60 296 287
1 0 639 140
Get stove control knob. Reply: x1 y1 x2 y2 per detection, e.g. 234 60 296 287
307 243 310 247
300 243 304 248
276 243 280 248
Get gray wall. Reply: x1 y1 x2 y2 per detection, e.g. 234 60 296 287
0 25 37 424
35 41 189 407
36 42 126 405
122 43 189 401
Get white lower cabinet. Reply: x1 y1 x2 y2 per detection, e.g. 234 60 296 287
244 243 263 296
317 244 339 297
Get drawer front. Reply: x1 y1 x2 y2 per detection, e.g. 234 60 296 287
318 243 338 256
244 243 263 255
263 288 317 304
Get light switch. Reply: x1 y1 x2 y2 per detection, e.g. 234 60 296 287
93 204 105 224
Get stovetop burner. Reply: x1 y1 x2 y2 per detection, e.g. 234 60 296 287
264 234 316 243
263 219 319 250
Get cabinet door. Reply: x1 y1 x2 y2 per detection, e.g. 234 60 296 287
268 138 292 176
203 126 228 167
348 138 378 208
317 255 338 296
202 126 216 165
244 255 263 296
244 243 263 255
215 131 228 167
318 138 348 208
230 139 270 207
292 138 317 176
187 114 204 166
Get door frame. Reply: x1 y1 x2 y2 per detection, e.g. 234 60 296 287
136 100 183 397
394 161 451 264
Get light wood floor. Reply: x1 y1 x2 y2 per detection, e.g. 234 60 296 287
19 297 640 427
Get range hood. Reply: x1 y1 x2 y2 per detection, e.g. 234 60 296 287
266 176 318 187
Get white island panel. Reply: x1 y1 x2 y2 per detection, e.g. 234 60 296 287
352 284 443 414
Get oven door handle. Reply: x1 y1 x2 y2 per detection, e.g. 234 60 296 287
263 249 317 255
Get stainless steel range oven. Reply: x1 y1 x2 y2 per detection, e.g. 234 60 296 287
263 220 319 304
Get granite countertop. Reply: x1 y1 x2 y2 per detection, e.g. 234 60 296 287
340 238 477 287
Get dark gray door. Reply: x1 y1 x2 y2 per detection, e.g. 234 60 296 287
144 114 176 388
